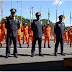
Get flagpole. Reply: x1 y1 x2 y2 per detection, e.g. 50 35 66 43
17 1 18 18
40 6 41 18
30 5 31 25
70 12 71 27
48 8 49 22
63 11 64 22
0 1 1 21
31 6 34 22
56 7 57 22
56 0 61 22
21 0 22 24
11 0 12 9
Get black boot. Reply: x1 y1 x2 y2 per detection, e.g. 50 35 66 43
44 44 45 48
55 52 57 56
23 42 24 44
1 44 2 48
61 52 65 56
48 44 51 48
27 45 29 48
39 53 44 57
20 44 22 48
70 44 71 47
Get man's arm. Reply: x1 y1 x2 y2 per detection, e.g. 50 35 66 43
31 21 34 31
42 21 44 31
5 18 8 29
54 23 56 34
18 19 20 29
64 23 65 31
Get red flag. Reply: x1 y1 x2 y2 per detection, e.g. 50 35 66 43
64 16 65 20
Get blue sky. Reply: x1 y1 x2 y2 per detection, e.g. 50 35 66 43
1 71 69 72
1 0 72 26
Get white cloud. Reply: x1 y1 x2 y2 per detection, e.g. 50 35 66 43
26 10 28 11
64 20 66 23
52 0 64 5
52 18 59 23
65 24 70 26
65 23 72 26
53 19 66 23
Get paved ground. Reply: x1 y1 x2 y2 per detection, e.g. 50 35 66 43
0 40 72 71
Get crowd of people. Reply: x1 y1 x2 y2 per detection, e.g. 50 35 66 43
0 8 72 58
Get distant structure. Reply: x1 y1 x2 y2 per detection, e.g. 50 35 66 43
1 0 3 22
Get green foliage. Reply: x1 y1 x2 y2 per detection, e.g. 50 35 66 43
3 15 56 30
65 26 70 30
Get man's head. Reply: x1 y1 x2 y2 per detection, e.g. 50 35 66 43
35 12 41 20
59 15 64 22
25 23 27 26
3 18 6 22
47 22 49 26
10 9 16 17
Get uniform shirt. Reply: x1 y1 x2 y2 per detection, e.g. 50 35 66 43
31 20 44 38
5 16 20 37
64 31 68 38
0 24 1 34
18 24 23 35
54 21 65 39
23 26 28 35
28 25 33 36
69 30 72 37
43 26 51 37
68 29 71 37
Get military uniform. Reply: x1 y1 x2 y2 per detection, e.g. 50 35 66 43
54 15 65 56
5 9 20 58
31 12 44 57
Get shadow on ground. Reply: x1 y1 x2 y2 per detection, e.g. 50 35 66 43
0 60 72 71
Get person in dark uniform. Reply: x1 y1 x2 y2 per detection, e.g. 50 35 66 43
5 9 20 58
54 15 65 56
31 12 44 57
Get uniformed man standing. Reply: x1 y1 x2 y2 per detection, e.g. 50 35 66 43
31 12 44 57
43 22 51 48
27 21 33 48
23 23 28 44
64 30 68 43
54 15 65 56
68 27 71 44
18 23 23 48
5 9 20 58
1 18 7 47
69 27 72 47
0 21 2 47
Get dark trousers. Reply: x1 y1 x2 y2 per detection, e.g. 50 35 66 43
55 36 63 53
31 37 42 55
6 36 18 56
